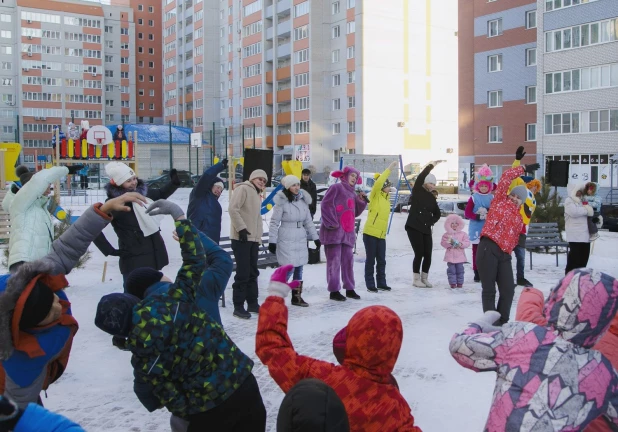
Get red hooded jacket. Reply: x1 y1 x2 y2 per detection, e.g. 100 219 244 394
256 297 421 432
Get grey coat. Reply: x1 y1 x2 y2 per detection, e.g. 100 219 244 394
269 191 318 267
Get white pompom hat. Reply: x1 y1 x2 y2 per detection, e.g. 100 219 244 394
106 162 136 186
282 175 300 189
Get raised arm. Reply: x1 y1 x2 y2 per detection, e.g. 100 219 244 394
493 166 526 204
369 166 393 201
10 167 68 214
413 163 434 192
192 161 226 199
196 231 233 302
166 220 206 302
147 179 178 200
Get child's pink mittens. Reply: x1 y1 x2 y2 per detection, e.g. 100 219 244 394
269 265 301 298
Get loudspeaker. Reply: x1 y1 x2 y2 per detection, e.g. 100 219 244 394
547 160 570 187
243 149 274 187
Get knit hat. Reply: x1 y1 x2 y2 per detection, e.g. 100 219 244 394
510 185 528 203
105 162 135 186
124 268 164 299
15 165 34 187
95 293 140 337
282 175 300 189
213 181 224 190
19 280 55 329
249 169 268 182
424 173 436 185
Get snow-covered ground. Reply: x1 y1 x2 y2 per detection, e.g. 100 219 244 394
39 188 618 431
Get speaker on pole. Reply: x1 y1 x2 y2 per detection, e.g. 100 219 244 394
547 160 570 187
243 149 274 187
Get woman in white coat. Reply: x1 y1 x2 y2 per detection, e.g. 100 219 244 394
564 182 594 274
268 175 320 307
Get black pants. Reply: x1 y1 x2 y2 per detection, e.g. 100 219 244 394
565 242 591 274
363 234 387 287
407 228 432 273
187 374 266 432
476 237 515 325
231 240 259 308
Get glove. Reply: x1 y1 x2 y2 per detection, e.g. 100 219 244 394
476 207 487 215
524 163 540 174
268 243 277 254
515 146 526 161
268 264 301 298
427 160 441 167
221 158 229 169
314 239 321 248
238 229 250 243
592 216 600 224
146 199 185 220
0 395 22 429
584 205 594 217
471 311 502 333
66 164 85 175
388 160 399 171
169 168 181 186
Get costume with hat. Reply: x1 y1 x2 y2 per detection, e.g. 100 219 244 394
256 267 422 432
300 169 318 218
268 176 319 306
404 163 441 288
0 203 114 407
67 122 79 141
95 220 264 429
320 166 367 298
477 165 527 325
451 269 618 431
362 166 395 291
228 170 269 317
93 162 179 283
6 166 69 271
187 159 228 244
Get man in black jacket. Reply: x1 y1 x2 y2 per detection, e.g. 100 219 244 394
300 169 317 219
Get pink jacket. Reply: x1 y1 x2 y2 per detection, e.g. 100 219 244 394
440 214 470 264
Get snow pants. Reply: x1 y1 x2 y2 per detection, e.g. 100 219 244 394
363 234 387 288
477 237 515 325
565 242 591 275
446 262 465 286
407 228 432 273
325 244 355 292
231 240 260 308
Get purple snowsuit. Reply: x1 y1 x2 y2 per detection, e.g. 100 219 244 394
450 268 618 431
319 166 367 292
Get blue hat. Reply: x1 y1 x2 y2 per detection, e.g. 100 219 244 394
95 293 140 337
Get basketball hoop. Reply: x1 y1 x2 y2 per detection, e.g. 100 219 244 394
94 131 105 145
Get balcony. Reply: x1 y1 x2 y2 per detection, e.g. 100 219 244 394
276 134 291 147
276 0 291 14
266 48 273 62
277 42 291 58
277 111 291 125
266 93 274 104
266 114 274 126
276 66 291 80
266 71 273 83
265 4 273 18
277 88 291 102
266 136 274 148
266 26 274 40
277 19 291 37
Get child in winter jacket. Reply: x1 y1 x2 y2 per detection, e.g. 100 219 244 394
95 200 265 431
257 265 422 432
464 164 494 283
187 159 228 244
477 162 539 325
579 182 603 241
515 284 618 432
450 268 618 431
320 166 367 301
268 175 320 307
440 214 471 288
362 161 398 292
0 192 147 407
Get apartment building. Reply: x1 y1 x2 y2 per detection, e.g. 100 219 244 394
0 0 137 167
537 0 618 187
163 0 458 174
458 0 538 185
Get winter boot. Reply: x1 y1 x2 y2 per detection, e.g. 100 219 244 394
367 286 379 293
247 303 261 314
413 273 427 288
450 284 456 288
376 285 392 291
291 282 309 307
457 284 463 288
346 289 361 300
421 272 433 288
330 291 346 302
473 270 480 283
517 277 533 287
233 306 251 320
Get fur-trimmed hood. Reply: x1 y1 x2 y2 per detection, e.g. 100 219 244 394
444 214 465 233
273 190 312 207
567 182 587 204
105 179 147 199
0 260 72 360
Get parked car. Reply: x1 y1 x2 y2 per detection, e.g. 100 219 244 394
602 203 618 232
146 169 194 188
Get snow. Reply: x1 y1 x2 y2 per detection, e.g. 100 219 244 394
42 189 618 431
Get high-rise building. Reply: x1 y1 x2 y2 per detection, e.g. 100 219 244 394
458 0 538 185
0 0 139 168
163 0 458 174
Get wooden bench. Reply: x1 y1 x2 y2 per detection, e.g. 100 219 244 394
525 222 569 269
0 189 10 246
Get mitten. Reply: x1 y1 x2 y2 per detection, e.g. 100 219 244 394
314 239 321 248
221 158 229 169
238 229 250 243
524 163 540 174
145 199 184 220
169 168 181 186
477 207 488 215
452 239 462 248
268 243 277 254
584 205 594 217
471 311 502 333
515 146 526 161
268 265 301 298
67 164 85 175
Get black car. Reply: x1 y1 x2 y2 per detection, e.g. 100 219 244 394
146 170 194 188
602 203 618 232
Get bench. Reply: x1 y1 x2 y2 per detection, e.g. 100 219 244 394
525 222 569 269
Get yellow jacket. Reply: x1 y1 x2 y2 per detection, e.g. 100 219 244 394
362 168 392 239
508 160 536 226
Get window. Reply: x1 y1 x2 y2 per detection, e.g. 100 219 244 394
105 99 114 107
488 19 502 37
138 18 143 25
0 46 12 55
348 121 356 133
332 1 340 14
347 46 355 59
526 86 537 104
526 11 536 29
149 6 154 12
149 20 154 26
0 31 12 39
348 96 356 108
332 98 341 110
348 71 356 83
244 84 262 98
244 0 262 17
295 97 309 111
121 27 129 35
243 106 262 118
347 21 355 34
149 75 154 82
295 72 309 87
244 21 263 37
332 74 341 87
589 109 617 132
332 26 340 38
546 64 618 94
332 49 340 63
243 63 262 77
138 89 145 96
138 4 143 10
243 42 262 58
545 18 617 52
332 123 341 134
139 75 144 82
544 112 581 134
488 126 503 143
333 149 341 163
526 124 536 141
347 0 355 8
295 49 309 63
294 25 308 41
1 62 11 70
294 1 309 17
488 90 502 108
295 120 310 134
545 0 599 12
0 14 11 22
526 48 536 66
488 54 502 72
